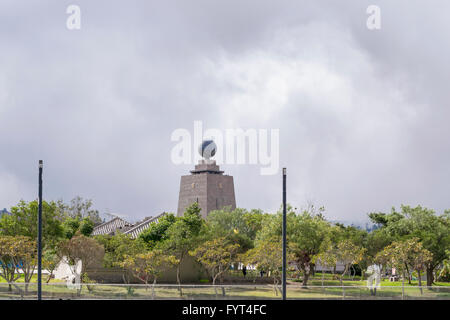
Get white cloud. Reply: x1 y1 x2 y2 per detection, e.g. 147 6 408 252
0 1 449 221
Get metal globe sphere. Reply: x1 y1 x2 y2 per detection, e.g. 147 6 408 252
199 140 217 159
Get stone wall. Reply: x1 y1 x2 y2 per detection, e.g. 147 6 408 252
86 255 209 284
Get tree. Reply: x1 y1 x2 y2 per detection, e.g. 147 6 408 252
58 234 105 289
376 238 432 297
327 223 369 279
406 239 433 294
43 248 60 283
370 205 449 286
207 208 265 242
138 213 176 248
313 238 338 286
368 210 403 227
0 200 63 244
335 240 366 285
62 216 95 239
376 240 408 297
79 217 94 236
190 237 239 286
332 223 368 246
366 227 393 262
17 237 37 292
206 208 265 255
437 250 450 282
161 203 204 294
66 196 102 225
0 235 37 293
121 249 178 298
242 238 291 296
62 217 81 239
0 236 20 289
254 205 330 287
289 211 330 287
95 233 146 283
122 250 178 285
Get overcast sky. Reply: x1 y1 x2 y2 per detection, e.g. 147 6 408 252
0 0 449 223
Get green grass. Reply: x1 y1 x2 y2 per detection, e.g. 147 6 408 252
0 282 448 300
0 274 65 283
229 270 450 287
0 271 448 300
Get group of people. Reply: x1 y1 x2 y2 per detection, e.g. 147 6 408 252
241 266 266 278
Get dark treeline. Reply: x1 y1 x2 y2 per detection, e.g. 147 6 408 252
0 200 449 293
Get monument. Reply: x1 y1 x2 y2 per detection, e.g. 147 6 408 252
177 139 236 219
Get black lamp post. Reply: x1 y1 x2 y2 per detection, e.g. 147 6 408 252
38 160 43 300
282 167 287 300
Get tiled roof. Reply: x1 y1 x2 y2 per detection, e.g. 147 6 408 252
92 217 131 236
92 213 167 238
123 213 166 239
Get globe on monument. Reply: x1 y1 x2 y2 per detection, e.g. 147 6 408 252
199 139 217 159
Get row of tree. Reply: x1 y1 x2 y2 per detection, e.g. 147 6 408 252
0 197 102 293
0 198 449 294
96 203 450 292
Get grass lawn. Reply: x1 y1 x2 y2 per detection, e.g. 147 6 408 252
0 274 64 283
0 282 448 300
0 271 448 300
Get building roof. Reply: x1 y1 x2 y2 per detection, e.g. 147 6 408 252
92 213 167 238
92 217 131 236
123 213 166 239
0 208 11 216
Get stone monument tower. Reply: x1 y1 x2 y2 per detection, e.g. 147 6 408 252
177 140 236 219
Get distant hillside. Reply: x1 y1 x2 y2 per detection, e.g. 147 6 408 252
330 219 380 232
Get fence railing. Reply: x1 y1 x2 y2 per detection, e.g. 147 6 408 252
0 283 448 300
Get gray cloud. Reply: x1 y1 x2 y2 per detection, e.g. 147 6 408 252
0 0 449 223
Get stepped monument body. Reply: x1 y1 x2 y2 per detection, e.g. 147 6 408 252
177 140 236 219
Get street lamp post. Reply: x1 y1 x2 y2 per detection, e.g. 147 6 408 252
38 160 43 300
282 167 287 300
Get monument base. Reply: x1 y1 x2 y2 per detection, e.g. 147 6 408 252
177 160 236 219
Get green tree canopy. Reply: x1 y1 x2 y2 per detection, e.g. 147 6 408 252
255 205 331 287
58 234 105 278
376 238 432 292
0 235 37 293
138 213 176 248
62 216 95 239
121 249 178 285
95 233 147 268
160 203 204 288
369 205 450 286
243 237 293 292
0 200 63 245
207 208 265 240
189 237 239 286
205 208 265 252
